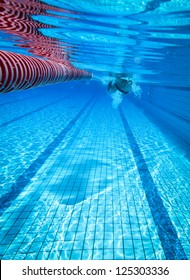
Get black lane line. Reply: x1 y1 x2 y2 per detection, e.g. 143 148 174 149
0 95 96 215
119 106 187 260
0 94 72 128
0 90 54 107
0 87 83 107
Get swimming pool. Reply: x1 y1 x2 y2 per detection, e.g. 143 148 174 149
0 0 190 260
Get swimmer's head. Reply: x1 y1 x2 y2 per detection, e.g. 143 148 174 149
115 78 132 94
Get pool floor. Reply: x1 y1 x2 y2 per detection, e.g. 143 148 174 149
0 85 190 260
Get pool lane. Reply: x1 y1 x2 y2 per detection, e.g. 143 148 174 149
119 106 187 260
0 92 189 260
0 96 70 128
0 95 96 215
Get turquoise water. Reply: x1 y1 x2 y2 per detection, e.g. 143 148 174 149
0 0 190 260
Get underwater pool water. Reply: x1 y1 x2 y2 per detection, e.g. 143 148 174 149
0 0 190 260
0 81 189 260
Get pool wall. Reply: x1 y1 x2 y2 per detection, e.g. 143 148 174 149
132 85 190 146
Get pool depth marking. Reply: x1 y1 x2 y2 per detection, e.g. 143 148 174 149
0 95 96 215
119 106 187 260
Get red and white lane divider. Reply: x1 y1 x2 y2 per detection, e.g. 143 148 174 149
0 51 92 93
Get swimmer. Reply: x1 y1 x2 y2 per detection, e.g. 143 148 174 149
107 76 132 95
106 74 132 109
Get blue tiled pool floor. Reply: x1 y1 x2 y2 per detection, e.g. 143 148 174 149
0 86 190 260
